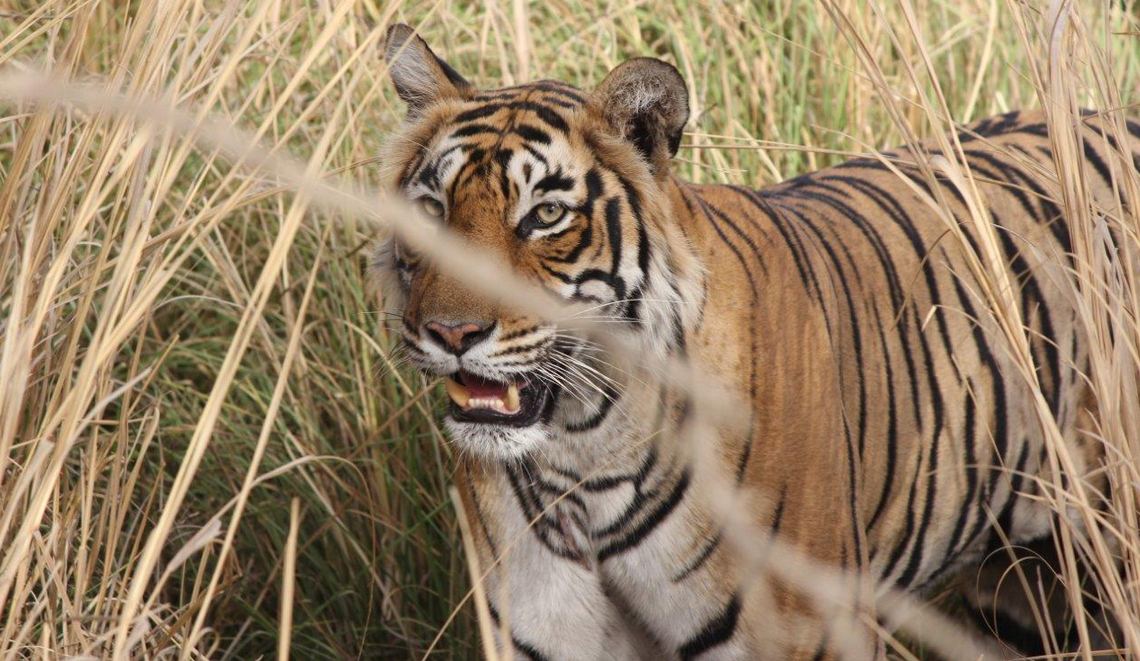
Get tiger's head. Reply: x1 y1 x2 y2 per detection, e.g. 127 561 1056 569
372 24 702 460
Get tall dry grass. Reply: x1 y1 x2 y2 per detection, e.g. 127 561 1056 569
0 0 1137 658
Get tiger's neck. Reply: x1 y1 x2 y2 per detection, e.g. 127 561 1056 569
530 176 716 479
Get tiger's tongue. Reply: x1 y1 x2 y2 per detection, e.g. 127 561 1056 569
462 373 510 398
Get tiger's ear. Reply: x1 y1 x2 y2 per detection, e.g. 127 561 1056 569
384 24 471 117
593 58 689 177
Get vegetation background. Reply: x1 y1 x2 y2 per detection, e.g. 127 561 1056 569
0 0 1137 658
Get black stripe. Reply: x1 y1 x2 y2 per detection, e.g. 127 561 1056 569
487 604 553 661
990 216 1062 416
866 308 899 531
451 123 500 139
813 176 927 431
942 379 979 557
672 531 721 582
521 143 548 166
547 210 594 263
534 169 575 193
453 101 570 133
1081 136 1114 186
771 487 787 533
794 179 907 311
529 81 588 104
597 470 691 562
604 196 623 277
496 149 513 199
678 595 741 660
763 198 866 563
564 382 620 432
694 193 769 275
466 474 499 558
730 185 822 301
539 262 574 284
514 123 552 144
688 190 760 481
964 150 1073 264
503 464 589 563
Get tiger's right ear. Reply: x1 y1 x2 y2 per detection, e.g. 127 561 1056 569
384 24 471 117
593 58 689 177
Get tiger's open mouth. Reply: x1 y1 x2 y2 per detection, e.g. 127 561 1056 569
444 371 552 427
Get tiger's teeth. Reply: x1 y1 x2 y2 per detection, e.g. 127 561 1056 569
445 378 470 408
447 378 522 415
506 383 520 412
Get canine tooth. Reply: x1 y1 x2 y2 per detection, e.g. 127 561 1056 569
506 383 520 412
445 378 470 408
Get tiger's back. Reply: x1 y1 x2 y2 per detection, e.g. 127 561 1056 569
680 109 1132 599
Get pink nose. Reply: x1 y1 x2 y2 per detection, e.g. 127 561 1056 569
424 320 491 354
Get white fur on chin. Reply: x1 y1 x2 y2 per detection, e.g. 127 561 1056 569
443 417 552 461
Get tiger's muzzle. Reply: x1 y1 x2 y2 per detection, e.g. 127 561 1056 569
404 311 567 457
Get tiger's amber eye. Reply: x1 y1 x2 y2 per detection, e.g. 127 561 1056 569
536 203 563 225
418 198 444 218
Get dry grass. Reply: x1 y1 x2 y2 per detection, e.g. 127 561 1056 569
0 0 1138 658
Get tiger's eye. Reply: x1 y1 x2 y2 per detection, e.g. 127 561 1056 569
418 198 444 218
536 203 563 225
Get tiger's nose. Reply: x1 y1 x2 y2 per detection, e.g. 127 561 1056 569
423 320 494 355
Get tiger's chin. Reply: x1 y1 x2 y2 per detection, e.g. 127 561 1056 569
443 418 554 461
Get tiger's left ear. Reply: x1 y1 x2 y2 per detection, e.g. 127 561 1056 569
384 24 471 117
593 58 689 177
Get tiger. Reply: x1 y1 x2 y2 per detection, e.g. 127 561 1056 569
370 23 1137 660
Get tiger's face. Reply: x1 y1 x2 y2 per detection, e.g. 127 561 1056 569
373 25 695 460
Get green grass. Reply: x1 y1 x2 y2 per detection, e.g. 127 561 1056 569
1 0 1138 658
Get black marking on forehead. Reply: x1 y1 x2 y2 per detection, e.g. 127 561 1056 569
517 101 570 132
446 122 552 146
401 143 462 189
450 148 489 197
451 123 500 139
401 84 591 206
495 149 514 199
513 124 551 144
534 169 575 194
397 149 427 189
522 144 548 166
473 80 587 105
416 162 439 188
454 105 504 123
528 82 587 104
454 101 570 133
